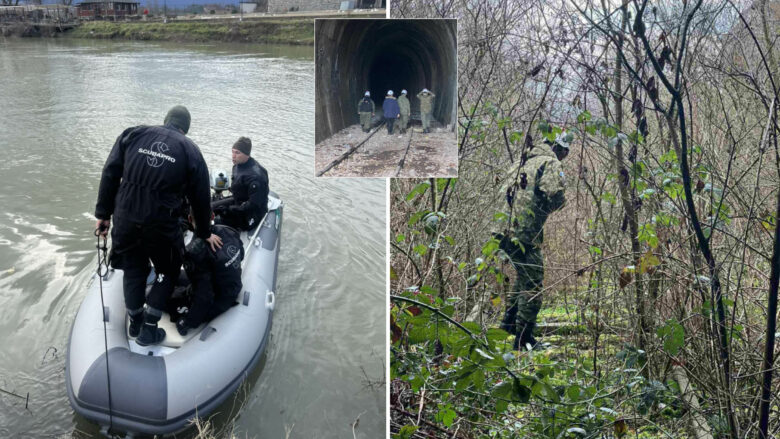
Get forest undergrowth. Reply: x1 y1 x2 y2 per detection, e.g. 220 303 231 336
390 1 780 438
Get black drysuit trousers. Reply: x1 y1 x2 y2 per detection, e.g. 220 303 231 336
110 217 183 312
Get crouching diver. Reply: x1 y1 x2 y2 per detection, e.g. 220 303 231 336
176 210 244 336
212 137 269 231
94 106 216 346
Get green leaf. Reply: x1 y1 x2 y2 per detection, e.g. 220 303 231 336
628 130 644 144
471 368 486 392
408 210 429 226
405 182 430 201
512 377 532 403
601 192 617 205
444 235 455 246
494 212 509 222
461 321 482 334
577 110 592 123
657 319 685 356
509 130 523 144
482 238 500 256
532 380 559 402
435 404 457 428
475 348 494 361
566 384 582 401
487 328 509 343
455 370 473 391
589 246 602 256
436 178 453 193
393 425 419 439
413 244 427 256
395 234 405 243
492 382 512 413
660 149 677 165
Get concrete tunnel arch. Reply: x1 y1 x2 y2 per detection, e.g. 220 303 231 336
315 19 457 143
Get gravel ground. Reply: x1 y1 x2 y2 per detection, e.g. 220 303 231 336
315 123 458 178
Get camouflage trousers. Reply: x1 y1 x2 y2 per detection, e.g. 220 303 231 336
399 113 409 131
498 235 544 329
359 112 372 131
421 112 432 130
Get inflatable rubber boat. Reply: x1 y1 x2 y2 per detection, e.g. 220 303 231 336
66 192 283 436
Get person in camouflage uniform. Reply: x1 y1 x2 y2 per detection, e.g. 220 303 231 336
357 91 375 132
497 132 569 350
416 88 436 133
397 89 411 134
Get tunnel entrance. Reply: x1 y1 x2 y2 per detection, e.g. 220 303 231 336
315 19 457 143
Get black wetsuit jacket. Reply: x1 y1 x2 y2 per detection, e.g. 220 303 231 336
183 224 244 326
95 124 211 240
230 156 269 229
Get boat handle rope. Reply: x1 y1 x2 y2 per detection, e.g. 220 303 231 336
94 228 114 435
241 202 279 269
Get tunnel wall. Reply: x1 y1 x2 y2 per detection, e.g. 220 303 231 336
315 19 457 143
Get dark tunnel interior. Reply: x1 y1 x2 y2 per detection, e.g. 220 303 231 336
315 19 457 143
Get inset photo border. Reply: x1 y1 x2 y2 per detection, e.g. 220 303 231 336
314 18 458 178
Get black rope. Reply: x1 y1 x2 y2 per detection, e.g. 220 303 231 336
94 228 113 434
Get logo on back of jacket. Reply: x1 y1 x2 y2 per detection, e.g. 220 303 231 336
138 142 176 167
224 245 241 269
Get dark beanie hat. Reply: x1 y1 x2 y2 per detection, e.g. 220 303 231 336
233 136 252 156
164 105 191 134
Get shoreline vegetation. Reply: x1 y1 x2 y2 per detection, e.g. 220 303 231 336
2 18 315 45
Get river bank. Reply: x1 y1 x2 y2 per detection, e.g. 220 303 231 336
0 9 384 44
68 19 313 44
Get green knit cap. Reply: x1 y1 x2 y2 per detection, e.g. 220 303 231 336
233 136 252 156
164 105 191 134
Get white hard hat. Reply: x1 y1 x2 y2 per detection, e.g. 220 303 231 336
422 88 429 93
387 90 394 96
401 89 407 94
364 91 370 97
554 132 572 149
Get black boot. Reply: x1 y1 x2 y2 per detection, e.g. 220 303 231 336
499 304 518 334
514 322 540 351
176 318 189 337
128 310 143 338
136 311 166 346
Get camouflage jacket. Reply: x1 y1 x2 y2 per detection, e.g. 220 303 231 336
500 145 566 245
397 95 410 116
417 91 435 113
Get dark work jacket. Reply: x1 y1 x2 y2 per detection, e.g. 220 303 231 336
358 97 375 114
230 156 269 229
95 124 211 239
382 96 400 118
185 224 244 299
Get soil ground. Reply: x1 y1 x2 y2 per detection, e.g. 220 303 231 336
315 122 458 178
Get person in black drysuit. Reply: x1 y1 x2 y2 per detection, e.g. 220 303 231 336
175 212 244 336
212 137 269 231
94 106 221 346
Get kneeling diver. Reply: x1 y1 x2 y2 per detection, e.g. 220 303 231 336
176 210 244 336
